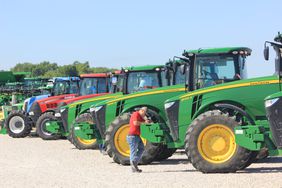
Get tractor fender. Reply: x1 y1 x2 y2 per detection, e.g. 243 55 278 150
192 100 255 125
122 104 160 114
213 103 255 125
122 105 165 121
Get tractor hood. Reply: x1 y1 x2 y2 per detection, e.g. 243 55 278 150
165 75 279 104
265 91 282 101
65 92 124 108
94 84 185 107
25 94 50 112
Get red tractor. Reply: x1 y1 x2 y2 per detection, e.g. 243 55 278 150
34 73 118 140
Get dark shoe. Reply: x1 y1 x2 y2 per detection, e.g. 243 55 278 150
131 165 138 173
131 161 142 173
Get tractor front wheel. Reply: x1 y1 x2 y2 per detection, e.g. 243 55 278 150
36 112 61 140
5 110 32 138
70 113 98 150
105 113 162 165
185 110 253 173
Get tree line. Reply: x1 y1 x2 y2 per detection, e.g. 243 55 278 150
10 61 117 78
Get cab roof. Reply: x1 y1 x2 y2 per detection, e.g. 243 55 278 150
54 77 80 81
184 47 252 56
123 65 164 72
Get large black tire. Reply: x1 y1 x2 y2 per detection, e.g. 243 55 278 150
69 113 98 150
36 112 61 140
185 110 253 173
5 110 32 138
154 145 177 161
105 113 162 165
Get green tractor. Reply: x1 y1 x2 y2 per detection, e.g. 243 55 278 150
84 47 250 165
140 34 282 173
46 65 170 150
71 62 187 150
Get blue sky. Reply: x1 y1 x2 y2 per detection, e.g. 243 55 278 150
0 0 281 77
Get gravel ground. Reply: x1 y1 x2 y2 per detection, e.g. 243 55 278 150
1 135 282 188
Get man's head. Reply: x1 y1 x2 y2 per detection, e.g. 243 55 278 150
138 107 147 117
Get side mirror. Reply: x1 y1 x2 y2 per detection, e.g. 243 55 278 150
165 68 170 79
264 46 269 61
180 64 186 74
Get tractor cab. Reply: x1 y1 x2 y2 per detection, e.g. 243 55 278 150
264 32 282 77
51 77 80 96
79 73 111 96
181 47 251 92
115 65 167 94
115 62 188 95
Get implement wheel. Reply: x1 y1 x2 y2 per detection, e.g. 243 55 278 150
70 113 98 150
185 110 253 173
5 110 32 138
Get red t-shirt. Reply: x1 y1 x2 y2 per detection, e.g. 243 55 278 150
128 111 145 136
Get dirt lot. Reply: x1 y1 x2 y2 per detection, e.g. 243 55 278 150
1 135 282 188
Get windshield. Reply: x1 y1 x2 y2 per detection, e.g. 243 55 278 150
53 81 79 95
24 79 43 89
195 55 239 89
127 71 161 94
79 77 108 96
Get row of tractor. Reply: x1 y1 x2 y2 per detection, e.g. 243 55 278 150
2 33 282 173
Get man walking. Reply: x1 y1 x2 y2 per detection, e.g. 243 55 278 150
126 107 150 173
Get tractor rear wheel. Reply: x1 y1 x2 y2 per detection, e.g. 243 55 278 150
154 145 177 161
36 112 61 140
185 110 253 173
105 113 162 165
5 110 32 138
70 113 98 150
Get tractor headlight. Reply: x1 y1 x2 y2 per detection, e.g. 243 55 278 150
60 108 66 113
265 98 279 108
94 105 103 112
29 111 34 116
55 113 61 117
165 101 175 109
89 107 95 113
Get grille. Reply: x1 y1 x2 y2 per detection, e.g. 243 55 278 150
94 106 106 139
61 108 69 132
266 98 282 148
29 102 42 123
166 100 180 141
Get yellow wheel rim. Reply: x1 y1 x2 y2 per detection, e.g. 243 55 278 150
197 124 237 164
77 137 96 145
114 124 146 157
0 111 4 120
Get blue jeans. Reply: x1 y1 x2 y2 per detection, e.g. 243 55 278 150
126 135 144 163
